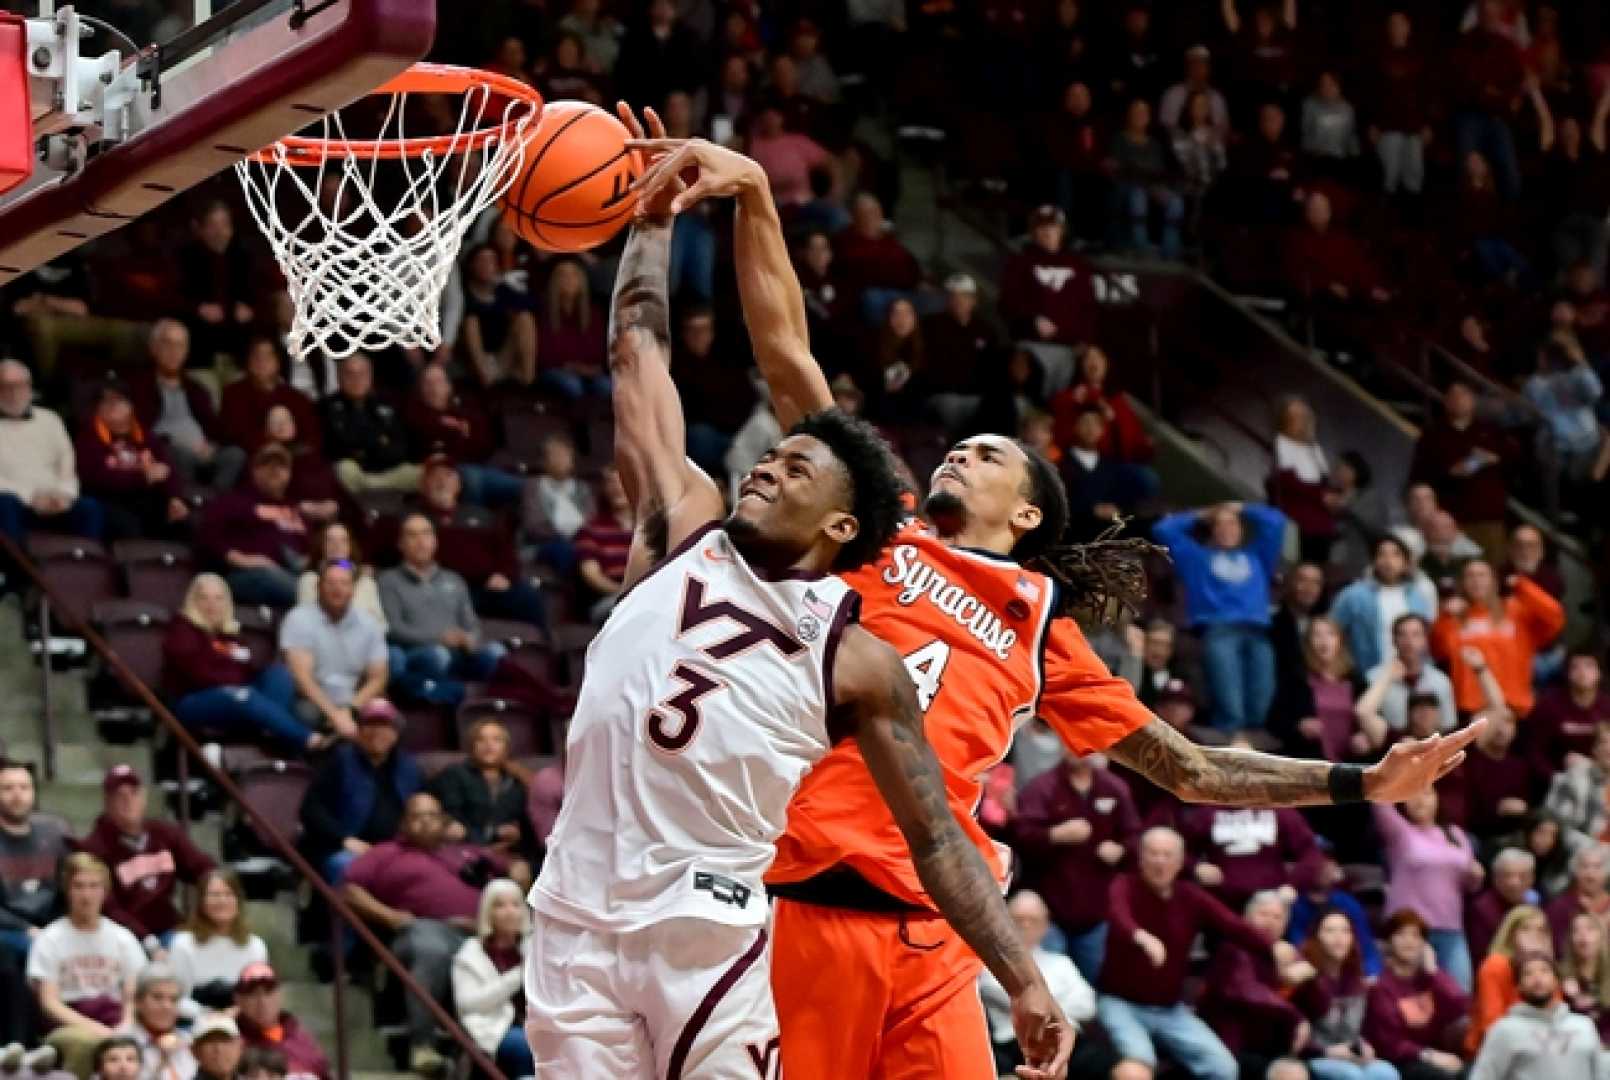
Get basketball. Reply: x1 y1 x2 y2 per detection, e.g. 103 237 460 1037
500 100 642 253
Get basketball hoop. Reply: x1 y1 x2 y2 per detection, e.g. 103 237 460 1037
235 63 542 362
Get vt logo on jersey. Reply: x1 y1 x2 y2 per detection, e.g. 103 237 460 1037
648 576 806 754
747 1038 781 1079
881 545 1019 660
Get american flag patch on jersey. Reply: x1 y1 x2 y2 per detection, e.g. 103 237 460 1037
1015 575 1040 602
803 589 832 620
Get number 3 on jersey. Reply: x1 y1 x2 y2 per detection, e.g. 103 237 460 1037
902 641 951 713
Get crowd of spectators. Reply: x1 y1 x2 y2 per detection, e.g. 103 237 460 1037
7 1 1610 1079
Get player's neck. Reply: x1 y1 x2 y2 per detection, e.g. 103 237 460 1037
929 519 1016 559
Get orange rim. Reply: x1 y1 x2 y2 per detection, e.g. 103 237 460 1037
251 62 544 164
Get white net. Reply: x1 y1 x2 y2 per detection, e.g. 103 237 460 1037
236 74 539 362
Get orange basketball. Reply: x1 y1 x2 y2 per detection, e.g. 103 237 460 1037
500 101 642 253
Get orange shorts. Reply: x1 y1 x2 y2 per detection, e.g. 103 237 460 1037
771 898 995 1080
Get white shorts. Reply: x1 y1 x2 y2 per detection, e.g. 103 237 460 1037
524 911 780 1080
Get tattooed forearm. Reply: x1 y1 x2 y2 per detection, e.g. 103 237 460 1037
1109 718 1338 807
856 673 1038 994
608 220 672 357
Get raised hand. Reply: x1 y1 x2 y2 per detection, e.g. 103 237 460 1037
1363 719 1484 804
625 136 768 217
614 102 681 219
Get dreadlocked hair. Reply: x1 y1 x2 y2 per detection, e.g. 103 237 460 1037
790 408 907 571
1011 442 1167 625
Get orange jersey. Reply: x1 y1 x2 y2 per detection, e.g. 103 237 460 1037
767 521 1153 908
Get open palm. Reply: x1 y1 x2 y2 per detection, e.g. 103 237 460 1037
1365 719 1485 803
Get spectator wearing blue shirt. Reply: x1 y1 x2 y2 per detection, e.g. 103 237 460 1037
1329 536 1437 675
1523 334 1603 520
1286 850 1384 978
1154 502 1287 732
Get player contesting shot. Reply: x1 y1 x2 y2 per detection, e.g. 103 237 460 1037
624 122 1484 1080
521 106 1073 1079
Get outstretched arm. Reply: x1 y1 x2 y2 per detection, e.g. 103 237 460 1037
1107 716 1481 807
838 626 1071 1080
626 133 834 428
608 211 723 587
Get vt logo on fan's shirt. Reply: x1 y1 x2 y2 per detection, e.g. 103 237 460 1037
1209 809 1278 855
1033 265 1076 292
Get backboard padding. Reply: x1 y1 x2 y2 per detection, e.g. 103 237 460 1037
0 0 434 283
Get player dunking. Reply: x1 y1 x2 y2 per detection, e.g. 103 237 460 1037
523 108 1073 1080
626 126 1482 1080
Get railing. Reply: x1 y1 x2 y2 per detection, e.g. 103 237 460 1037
0 532 506 1080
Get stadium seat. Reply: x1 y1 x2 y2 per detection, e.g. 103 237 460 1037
227 760 314 897
27 535 118 632
415 750 466 780
234 605 282 668
89 601 170 743
397 702 457 753
457 696 549 757
114 539 195 610
479 617 545 650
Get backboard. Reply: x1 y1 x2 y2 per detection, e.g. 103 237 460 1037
0 0 435 284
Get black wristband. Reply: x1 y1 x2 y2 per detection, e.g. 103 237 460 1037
1327 764 1367 804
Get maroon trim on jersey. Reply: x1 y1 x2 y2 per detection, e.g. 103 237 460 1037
822 590 862 712
666 928 770 1080
623 520 721 601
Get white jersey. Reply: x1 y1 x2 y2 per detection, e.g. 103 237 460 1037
532 523 858 932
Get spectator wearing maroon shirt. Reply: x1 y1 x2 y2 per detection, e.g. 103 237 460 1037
1267 395 1340 563
165 573 325 754
1467 849 1537 965
233 964 330 1080
260 406 343 529
177 201 258 367
1408 380 1510 560
414 455 545 631
1542 89 1610 278
1458 706 1534 843
574 466 633 622
1362 909 1469 1078
1283 192 1389 310
1011 752 1139 981
1530 654 1610 776
1548 847 1610 955
1366 10 1436 195
1096 827 1269 1080
1197 892 1310 1070
833 193 922 324
218 338 320 455
75 382 188 542
131 320 246 494
77 766 215 945
404 364 520 509
795 230 853 362
536 259 608 401
1179 800 1321 913
999 206 1100 352
1451 0 1527 199
343 792 528 1073
196 444 309 609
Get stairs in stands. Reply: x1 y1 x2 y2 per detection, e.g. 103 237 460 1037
0 595 405 1080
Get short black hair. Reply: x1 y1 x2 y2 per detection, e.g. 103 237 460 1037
239 1047 289 1079
93 1037 141 1075
789 409 905 570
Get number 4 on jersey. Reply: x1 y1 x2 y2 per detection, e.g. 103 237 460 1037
902 640 951 713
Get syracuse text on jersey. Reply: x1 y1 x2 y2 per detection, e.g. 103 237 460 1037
881 542 1019 660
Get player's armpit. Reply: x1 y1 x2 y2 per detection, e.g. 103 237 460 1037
837 626 1038 993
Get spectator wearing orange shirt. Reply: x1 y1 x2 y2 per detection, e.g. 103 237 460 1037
1432 561 1564 715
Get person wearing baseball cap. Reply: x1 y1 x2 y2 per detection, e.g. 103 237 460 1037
191 1013 243 1080
234 963 331 1080
1159 44 1228 135
194 441 309 609
999 203 1100 349
77 765 215 945
923 272 1002 436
